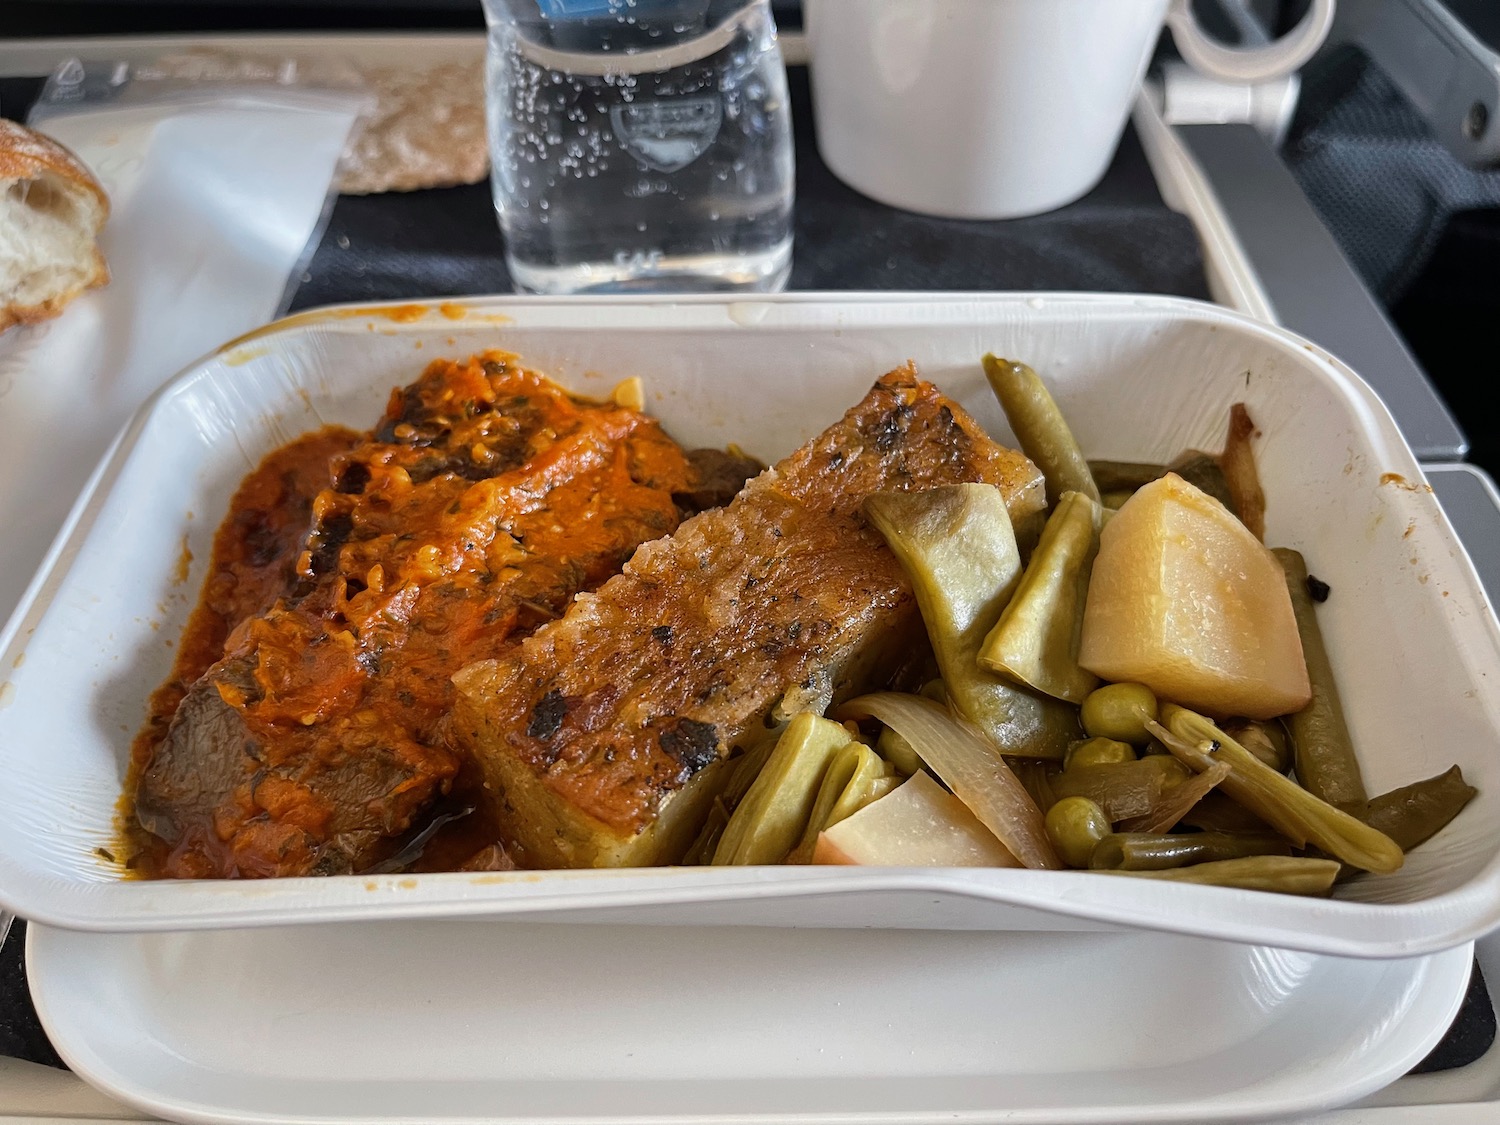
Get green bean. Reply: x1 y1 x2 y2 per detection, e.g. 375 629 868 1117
1361 765 1477 852
1089 831 1292 871
714 713 853 865
1166 451 1236 515
1156 707 1402 874
1104 856 1341 895
1081 683 1159 745
1089 461 1166 494
1100 490 1135 511
1045 796 1111 867
1222 719 1293 774
1273 548 1367 811
1049 757 1188 820
1064 737 1137 770
1088 453 1236 516
788 740 891 864
982 354 1100 506
864 486 1080 759
979 490 1103 704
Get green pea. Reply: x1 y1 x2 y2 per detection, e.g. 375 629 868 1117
1044 796 1112 868
876 726 924 777
1081 683 1159 745
1064 737 1137 771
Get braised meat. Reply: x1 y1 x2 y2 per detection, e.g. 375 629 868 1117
131 353 696 877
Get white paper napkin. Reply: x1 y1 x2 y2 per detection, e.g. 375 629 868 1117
0 90 362 624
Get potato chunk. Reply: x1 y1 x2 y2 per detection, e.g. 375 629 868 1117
1077 473 1310 720
812 771 1019 867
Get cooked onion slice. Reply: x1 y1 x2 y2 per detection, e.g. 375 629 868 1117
837 692 1062 869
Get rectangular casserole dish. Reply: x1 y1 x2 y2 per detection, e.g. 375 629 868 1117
1 293 1496 956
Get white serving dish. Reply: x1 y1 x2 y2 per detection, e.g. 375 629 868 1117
1 293 1498 954
25 918 1476 1125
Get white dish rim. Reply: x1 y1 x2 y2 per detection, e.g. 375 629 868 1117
22 918 1480 1125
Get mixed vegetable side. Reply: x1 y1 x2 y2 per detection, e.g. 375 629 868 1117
685 355 1477 895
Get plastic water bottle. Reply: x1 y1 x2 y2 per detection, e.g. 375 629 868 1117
483 0 794 294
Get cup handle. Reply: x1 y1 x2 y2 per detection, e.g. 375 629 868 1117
1165 0 1336 84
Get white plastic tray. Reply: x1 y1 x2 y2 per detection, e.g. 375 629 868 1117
24 918 1476 1125
2 293 1498 954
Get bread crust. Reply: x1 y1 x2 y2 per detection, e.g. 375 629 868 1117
0 119 111 333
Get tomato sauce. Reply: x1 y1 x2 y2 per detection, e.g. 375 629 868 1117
126 353 694 878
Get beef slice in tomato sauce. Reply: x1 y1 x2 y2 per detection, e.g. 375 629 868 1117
450 365 1047 869
133 353 700 878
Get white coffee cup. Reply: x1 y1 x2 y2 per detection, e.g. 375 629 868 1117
806 0 1336 219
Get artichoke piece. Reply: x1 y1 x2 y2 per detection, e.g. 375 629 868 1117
788 740 894 863
864 485 1080 759
979 490 1103 704
682 738 777 866
713 713 853 866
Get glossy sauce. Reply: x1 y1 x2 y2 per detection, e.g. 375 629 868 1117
126 353 694 877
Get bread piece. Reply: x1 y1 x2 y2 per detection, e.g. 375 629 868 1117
334 59 488 195
142 49 488 195
0 119 109 334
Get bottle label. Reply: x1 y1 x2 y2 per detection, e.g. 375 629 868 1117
609 97 723 172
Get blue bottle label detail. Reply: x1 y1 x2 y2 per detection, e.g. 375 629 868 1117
610 97 723 173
